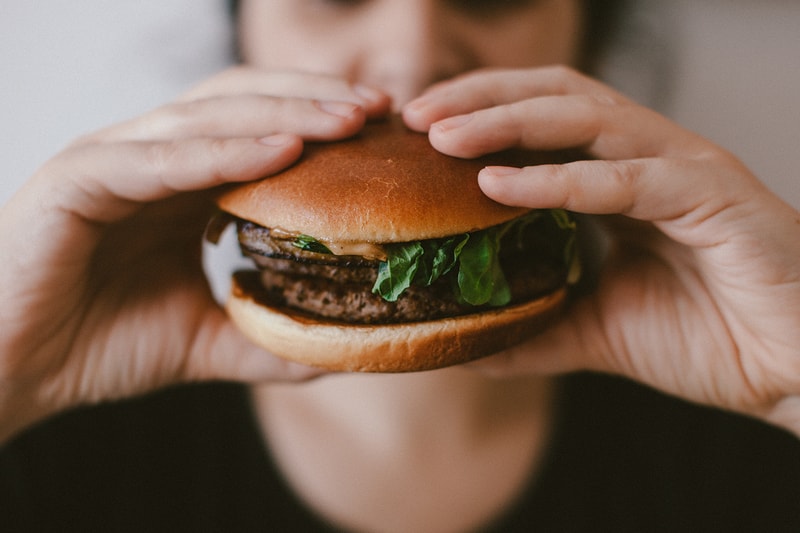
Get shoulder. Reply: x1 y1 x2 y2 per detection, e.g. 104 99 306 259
0 383 273 530
504 372 800 532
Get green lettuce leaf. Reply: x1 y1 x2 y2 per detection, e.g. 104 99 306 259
367 209 576 306
372 242 425 302
416 235 470 286
456 229 510 306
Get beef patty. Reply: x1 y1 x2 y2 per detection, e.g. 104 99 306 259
236 220 566 324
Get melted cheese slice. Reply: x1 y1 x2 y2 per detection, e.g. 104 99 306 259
270 227 388 261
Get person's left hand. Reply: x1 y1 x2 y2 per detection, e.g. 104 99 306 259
403 66 800 435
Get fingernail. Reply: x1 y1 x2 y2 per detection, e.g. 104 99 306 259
353 83 385 103
403 98 423 112
483 166 522 177
434 113 473 132
315 100 359 118
258 133 294 147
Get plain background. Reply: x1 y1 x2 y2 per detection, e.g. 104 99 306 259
1 0 798 208
668 0 800 207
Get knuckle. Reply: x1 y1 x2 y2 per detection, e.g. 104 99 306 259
545 64 579 79
143 141 183 185
540 64 583 88
610 160 639 188
139 98 231 140
143 138 230 190
606 160 640 213
155 100 202 130
551 165 580 210
181 65 250 99
67 131 101 148
588 91 622 108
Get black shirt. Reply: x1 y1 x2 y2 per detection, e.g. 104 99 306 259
2 373 799 532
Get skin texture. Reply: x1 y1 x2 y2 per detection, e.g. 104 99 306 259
238 0 584 108
240 1 796 529
0 0 587 442
404 66 800 430
1 0 799 529
0 70 392 441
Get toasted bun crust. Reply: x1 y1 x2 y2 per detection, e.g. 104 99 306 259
227 271 566 372
217 115 563 243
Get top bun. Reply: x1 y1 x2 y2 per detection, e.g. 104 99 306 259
217 115 553 243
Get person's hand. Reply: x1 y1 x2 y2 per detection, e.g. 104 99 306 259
0 67 391 442
404 66 800 435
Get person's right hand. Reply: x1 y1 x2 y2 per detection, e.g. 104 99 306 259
0 67 391 442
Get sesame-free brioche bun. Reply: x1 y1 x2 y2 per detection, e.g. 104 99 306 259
217 116 552 243
228 271 566 373
215 115 577 373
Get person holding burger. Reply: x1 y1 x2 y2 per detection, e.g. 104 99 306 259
2 1 800 531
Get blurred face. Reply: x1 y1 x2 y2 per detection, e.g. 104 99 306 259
239 0 584 106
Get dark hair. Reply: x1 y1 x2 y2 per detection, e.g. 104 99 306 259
581 0 627 71
228 0 626 71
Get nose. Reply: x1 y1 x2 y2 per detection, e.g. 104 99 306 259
357 0 473 108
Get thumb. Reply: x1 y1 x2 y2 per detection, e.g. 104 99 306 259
183 309 325 384
45 134 304 226
467 296 611 378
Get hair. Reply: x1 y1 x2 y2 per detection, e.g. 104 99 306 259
581 0 627 71
228 0 626 72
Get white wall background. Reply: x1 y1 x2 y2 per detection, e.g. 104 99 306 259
668 0 800 207
0 1 235 205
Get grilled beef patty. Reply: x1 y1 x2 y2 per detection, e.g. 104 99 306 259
236 220 565 324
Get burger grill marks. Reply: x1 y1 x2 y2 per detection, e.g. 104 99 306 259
218 210 579 325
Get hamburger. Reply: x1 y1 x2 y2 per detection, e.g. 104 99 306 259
208 116 580 372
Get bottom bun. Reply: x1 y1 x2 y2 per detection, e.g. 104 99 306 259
226 271 567 373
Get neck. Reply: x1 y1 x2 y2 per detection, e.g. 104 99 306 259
252 368 556 533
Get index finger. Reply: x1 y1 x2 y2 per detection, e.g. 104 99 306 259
181 67 391 118
424 94 705 162
403 66 624 130
477 156 767 249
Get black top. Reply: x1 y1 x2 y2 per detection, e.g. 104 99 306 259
2 373 799 532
